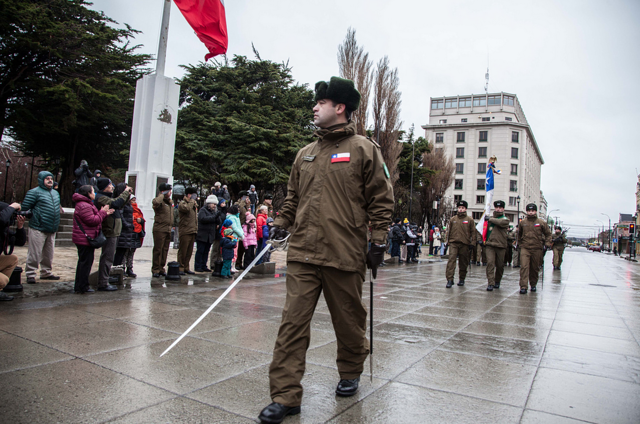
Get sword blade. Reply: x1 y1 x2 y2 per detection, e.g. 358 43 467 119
370 269 373 383
160 242 271 357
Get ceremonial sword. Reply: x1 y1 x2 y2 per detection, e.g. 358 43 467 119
160 235 290 357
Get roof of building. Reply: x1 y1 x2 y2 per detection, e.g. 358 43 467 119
620 213 634 222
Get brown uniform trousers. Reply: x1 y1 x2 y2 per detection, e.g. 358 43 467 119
446 242 471 281
552 246 565 268
519 248 542 289
269 261 369 407
152 231 171 274
178 234 195 272
485 246 506 285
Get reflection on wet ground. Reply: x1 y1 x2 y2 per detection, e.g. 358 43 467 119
1 248 639 423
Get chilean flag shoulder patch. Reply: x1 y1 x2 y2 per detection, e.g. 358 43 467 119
534 223 540 227
331 153 350 163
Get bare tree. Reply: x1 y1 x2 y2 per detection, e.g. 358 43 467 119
337 28 372 136
372 57 403 186
420 143 455 227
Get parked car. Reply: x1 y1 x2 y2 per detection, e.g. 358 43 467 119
588 245 602 252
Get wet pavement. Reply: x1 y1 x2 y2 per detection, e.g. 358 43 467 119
1 247 639 423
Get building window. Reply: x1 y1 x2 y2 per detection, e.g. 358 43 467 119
505 213 515 222
509 196 517 206
456 147 464 158
477 179 486 190
512 131 519 142
505 117 513 121
504 95 514 106
455 179 463 190
510 180 518 192
473 97 486 107
457 132 465 142
439 119 447 124
431 99 443 109
456 163 464 174
481 117 490 122
476 195 485 204
478 162 486 174
478 147 487 158
435 133 444 143
461 118 467 123
445 99 457 108
511 164 518 175
488 95 501 105
479 131 488 142
511 147 519 159
454 195 462 202
472 212 483 220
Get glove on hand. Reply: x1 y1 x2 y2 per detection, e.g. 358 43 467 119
269 226 289 242
366 243 386 279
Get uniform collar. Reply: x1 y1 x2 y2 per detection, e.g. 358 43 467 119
314 121 356 144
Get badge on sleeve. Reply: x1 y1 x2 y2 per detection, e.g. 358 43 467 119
331 153 350 163
383 163 390 179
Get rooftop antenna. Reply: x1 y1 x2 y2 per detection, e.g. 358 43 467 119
484 67 489 94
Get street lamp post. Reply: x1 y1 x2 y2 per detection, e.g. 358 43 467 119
548 209 560 228
601 213 611 252
408 137 415 222
3 158 11 202
516 195 521 223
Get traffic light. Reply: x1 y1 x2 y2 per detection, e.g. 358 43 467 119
630 223 635 238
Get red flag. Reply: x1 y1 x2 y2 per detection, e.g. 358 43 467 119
173 0 228 60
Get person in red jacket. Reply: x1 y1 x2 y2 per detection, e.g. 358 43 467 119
256 205 269 264
72 185 114 293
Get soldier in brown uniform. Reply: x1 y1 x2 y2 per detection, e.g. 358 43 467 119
177 187 198 274
552 227 567 270
445 200 476 288
518 203 552 294
257 193 274 218
152 183 173 277
258 77 394 424
483 200 510 291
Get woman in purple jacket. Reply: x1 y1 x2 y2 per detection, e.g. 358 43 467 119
72 185 114 293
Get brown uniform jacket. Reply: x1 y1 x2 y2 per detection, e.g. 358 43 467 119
95 190 130 237
239 202 249 225
152 194 173 233
274 121 394 277
518 216 552 250
446 213 477 245
552 233 567 247
178 197 198 235
485 212 510 248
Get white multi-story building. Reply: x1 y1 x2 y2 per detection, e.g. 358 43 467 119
422 92 543 223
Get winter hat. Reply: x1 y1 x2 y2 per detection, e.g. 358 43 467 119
314 77 361 112
159 183 172 191
223 228 233 237
250 184 255 190
526 203 537 211
266 218 274 224
223 219 232 228
97 178 111 191
238 190 248 198
456 200 468 208
214 181 221 187
264 193 273 200
403 218 409 224
206 195 219 205
185 187 198 195
246 213 256 222
218 199 226 206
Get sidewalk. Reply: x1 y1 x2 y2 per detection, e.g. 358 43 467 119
1 248 639 423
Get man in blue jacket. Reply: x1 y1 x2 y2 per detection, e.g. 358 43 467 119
21 171 61 284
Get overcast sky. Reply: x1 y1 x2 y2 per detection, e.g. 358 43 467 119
89 0 640 238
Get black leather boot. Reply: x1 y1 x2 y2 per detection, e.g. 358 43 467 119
446 280 454 288
486 284 494 291
336 377 360 397
457 280 465 286
258 402 301 424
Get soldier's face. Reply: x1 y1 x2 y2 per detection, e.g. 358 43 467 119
526 210 537 217
495 206 504 213
457 206 466 213
313 99 344 128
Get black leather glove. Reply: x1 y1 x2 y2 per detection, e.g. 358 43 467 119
366 243 386 279
269 226 289 241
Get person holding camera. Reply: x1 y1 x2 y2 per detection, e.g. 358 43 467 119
21 171 61 284
94 178 132 291
72 185 114 293
73 160 93 193
0 202 26 301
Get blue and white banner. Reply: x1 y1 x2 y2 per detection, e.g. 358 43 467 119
476 162 501 235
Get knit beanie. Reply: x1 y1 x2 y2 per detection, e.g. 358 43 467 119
97 178 111 191
223 219 232 227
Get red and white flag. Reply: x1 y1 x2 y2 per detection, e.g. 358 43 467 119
173 0 228 60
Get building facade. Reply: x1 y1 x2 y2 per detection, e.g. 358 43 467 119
422 92 543 223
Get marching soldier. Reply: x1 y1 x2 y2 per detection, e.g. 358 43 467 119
445 200 476 287
483 200 510 291
518 203 552 294
258 77 393 424
552 227 567 270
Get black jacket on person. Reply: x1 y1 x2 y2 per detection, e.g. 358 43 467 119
390 223 404 242
0 203 26 253
196 207 222 244
116 202 140 249
74 165 93 187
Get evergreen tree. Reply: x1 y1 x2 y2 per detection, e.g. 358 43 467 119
175 55 316 197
